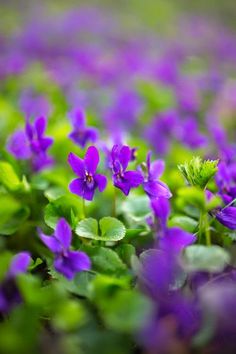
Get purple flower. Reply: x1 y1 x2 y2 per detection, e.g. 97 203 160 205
109 144 143 196
7 116 54 172
150 198 196 251
144 110 179 155
39 218 91 280
0 252 31 314
215 161 236 204
215 206 236 230
68 146 107 201
142 152 172 199
68 107 98 148
180 117 207 149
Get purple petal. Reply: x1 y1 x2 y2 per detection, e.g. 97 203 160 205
119 145 131 171
9 252 31 276
7 130 31 159
69 107 86 128
69 178 84 198
216 207 236 230
25 121 34 140
32 153 54 172
94 174 107 192
150 160 165 179
35 116 46 137
39 137 54 151
55 218 72 249
143 180 172 199
39 231 61 253
68 152 85 177
160 227 196 252
54 256 74 280
84 146 99 174
67 250 91 272
123 170 144 188
83 185 95 201
150 197 170 227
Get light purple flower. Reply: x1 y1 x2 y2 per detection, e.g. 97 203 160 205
39 218 91 280
142 152 172 199
109 144 143 196
68 107 98 148
68 146 107 201
7 116 54 171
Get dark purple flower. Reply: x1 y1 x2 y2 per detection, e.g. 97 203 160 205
109 145 143 196
7 116 54 172
68 146 107 201
142 151 172 199
68 107 98 148
215 206 236 230
39 218 91 280
0 252 31 314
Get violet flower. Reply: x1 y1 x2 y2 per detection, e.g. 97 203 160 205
68 107 98 148
109 144 143 196
39 218 91 280
150 198 196 252
68 146 107 201
215 206 236 230
7 116 54 172
0 252 31 314
142 151 172 199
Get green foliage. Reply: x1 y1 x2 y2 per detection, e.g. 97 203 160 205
183 245 230 272
76 217 126 242
178 157 218 189
0 161 22 191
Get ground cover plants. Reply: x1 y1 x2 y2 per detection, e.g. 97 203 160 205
1 4 236 354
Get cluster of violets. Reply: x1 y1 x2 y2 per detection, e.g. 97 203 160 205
1 5 236 354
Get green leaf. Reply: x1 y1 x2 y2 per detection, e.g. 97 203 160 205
116 244 136 267
76 217 126 241
100 290 152 333
0 194 30 235
121 194 151 224
177 186 205 210
178 157 218 189
168 215 198 233
0 161 21 191
52 300 86 331
83 246 127 274
183 245 230 272
44 195 82 229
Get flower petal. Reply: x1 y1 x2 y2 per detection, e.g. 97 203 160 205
69 107 86 128
68 152 85 177
119 145 131 171
39 231 61 253
83 185 95 201
143 180 172 199
69 178 84 198
150 160 165 179
123 170 144 188
9 252 31 276
7 130 31 159
84 146 99 174
216 207 236 230
67 250 91 272
160 227 196 252
55 218 72 249
94 174 107 192
151 197 170 228
35 116 46 137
